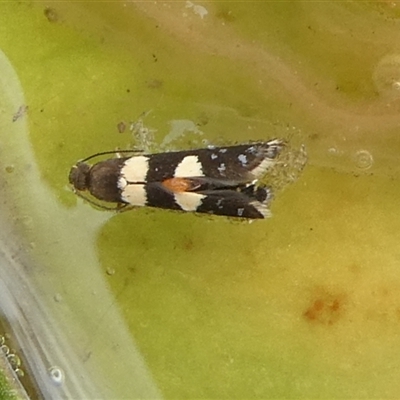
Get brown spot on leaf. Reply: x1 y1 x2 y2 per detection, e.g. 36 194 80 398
146 79 163 89
44 7 59 22
12 105 28 122
216 9 236 23
303 289 346 325
348 262 361 275
182 237 194 251
196 112 209 127
117 121 126 133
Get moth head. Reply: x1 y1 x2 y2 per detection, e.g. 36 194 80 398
69 162 91 192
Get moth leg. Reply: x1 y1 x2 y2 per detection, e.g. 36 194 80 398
115 202 131 212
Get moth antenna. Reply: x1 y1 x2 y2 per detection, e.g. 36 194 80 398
79 149 143 164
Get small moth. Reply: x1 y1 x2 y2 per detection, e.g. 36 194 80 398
69 139 284 219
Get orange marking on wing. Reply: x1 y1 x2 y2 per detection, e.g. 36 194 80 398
162 177 200 193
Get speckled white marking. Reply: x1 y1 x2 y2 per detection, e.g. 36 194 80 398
174 192 205 211
121 184 147 206
217 163 226 174
219 148 227 153
174 155 204 177
237 208 244 217
121 156 149 183
251 201 271 218
250 158 275 178
238 154 248 165
266 139 284 147
264 139 284 158
211 153 218 160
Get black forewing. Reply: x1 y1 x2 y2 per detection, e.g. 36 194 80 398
196 189 269 219
195 142 279 181
145 141 283 183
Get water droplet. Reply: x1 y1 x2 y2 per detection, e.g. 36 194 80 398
48 366 64 386
354 150 373 170
7 353 21 369
54 293 63 302
328 147 339 155
106 267 115 276
15 368 25 378
1 345 10 355
5 165 14 173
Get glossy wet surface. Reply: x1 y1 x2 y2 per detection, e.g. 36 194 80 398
0 2 400 398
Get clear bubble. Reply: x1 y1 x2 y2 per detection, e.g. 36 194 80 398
54 293 63 302
7 353 21 369
354 150 373 170
1 344 10 355
48 366 64 386
15 368 25 378
373 54 400 99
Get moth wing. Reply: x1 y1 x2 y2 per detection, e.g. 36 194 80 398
143 139 283 184
157 177 273 218
124 181 271 219
196 186 272 219
196 139 284 182
141 182 208 213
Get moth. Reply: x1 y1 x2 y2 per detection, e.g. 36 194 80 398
69 139 284 219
